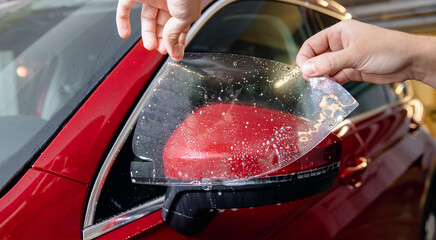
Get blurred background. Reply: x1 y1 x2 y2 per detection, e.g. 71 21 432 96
336 0 436 135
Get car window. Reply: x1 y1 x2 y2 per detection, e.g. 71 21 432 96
343 82 395 117
187 1 324 64
88 0 344 235
316 10 341 29
0 0 141 193
94 135 167 222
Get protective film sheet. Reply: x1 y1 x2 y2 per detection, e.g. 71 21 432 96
131 53 358 186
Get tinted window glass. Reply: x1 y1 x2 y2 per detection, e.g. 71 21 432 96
0 0 141 192
343 82 390 117
187 1 320 64
94 134 166 222
316 12 341 29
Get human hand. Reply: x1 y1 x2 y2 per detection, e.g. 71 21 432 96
296 19 425 85
116 0 201 61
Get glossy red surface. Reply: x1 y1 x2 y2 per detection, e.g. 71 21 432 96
2 5 435 239
163 103 327 179
125 100 433 240
353 105 409 156
271 133 341 175
33 43 164 184
0 42 164 240
133 132 429 240
4 47 434 240
270 133 427 239
0 169 87 239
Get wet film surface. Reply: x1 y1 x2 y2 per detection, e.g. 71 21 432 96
132 53 358 186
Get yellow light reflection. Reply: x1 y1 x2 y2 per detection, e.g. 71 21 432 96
329 1 347 13
16 66 28 78
344 13 353 19
394 83 405 95
317 0 329 7
406 99 424 123
334 120 352 137
335 125 350 138
274 67 299 89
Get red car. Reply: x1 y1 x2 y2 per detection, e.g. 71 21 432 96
0 0 435 239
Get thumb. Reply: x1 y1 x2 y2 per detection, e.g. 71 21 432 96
301 49 355 77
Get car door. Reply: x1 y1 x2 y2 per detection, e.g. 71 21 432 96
332 82 433 240
82 1 365 239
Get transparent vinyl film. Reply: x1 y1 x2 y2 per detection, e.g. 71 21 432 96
132 53 358 186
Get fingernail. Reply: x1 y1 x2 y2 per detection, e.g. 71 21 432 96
302 62 316 76
120 29 129 39
143 41 154 51
173 46 184 62
179 50 184 61
143 41 150 50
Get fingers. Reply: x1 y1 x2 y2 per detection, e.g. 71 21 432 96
141 1 197 60
297 19 417 86
141 4 158 50
119 0 201 60
297 22 354 77
329 68 360 85
116 0 137 38
162 17 191 61
327 68 410 85
141 5 172 55
302 68 356 85
163 0 201 61
302 49 356 77
296 27 333 68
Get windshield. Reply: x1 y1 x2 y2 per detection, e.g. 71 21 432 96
0 0 140 191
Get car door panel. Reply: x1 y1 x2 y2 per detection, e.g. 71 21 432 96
132 129 366 240
334 139 427 240
263 132 426 240
353 106 410 156
0 169 87 240
333 100 427 239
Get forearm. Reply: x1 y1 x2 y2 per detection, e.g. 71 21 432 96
410 34 436 88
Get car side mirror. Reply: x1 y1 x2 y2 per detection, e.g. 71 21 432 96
132 103 342 235
162 135 341 235
130 53 356 235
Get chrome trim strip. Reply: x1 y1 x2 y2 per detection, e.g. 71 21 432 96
83 78 159 227
83 0 349 238
185 0 237 44
83 196 165 240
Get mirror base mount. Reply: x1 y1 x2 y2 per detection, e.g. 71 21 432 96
162 163 339 236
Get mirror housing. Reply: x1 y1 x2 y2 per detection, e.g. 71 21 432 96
161 134 341 235
131 103 343 235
